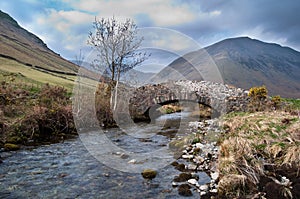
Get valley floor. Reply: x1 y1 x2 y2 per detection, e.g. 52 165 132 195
1 74 300 198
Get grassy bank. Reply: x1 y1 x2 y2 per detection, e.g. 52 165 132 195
0 71 116 150
0 58 81 149
217 108 300 198
0 80 77 149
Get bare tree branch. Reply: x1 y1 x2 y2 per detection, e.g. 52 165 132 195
87 17 149 85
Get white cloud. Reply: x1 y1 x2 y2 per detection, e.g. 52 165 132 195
37 9 93 37
62 0 197 26
238 26 288 47
41 9 93 27
33 9 94 58
209 10 221 17
138 27 200 56
25 1 229 59
56 10 93 24
151 34 196 52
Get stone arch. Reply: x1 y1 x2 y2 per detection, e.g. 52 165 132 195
142 98 223 123
128 81 250 121
130 83 217 121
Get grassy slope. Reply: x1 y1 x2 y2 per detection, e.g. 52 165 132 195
0 57 100 91
0 57 75 89
0 36 77 73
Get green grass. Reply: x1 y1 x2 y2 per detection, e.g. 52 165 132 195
283 98 300 109
223 111 249 119
0 57 98 91
0 58 75 89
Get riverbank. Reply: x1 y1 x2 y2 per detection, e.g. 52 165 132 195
0 82 76 150
218 110 300 198
170 110 300 198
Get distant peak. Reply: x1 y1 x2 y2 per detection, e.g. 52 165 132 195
219 36 288 48
211 36 284 49
223 36 256 42
234 36 252 40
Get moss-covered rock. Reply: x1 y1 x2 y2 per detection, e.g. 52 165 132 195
4 143 20 151
141 169 157 179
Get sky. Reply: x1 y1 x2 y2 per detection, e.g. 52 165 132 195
0 0 299 73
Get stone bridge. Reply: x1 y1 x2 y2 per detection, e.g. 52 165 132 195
128 80 250 121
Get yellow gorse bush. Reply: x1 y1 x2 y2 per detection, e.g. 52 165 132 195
248 86 268 100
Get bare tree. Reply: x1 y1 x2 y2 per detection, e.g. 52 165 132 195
87 17 149 111
87 17 148 87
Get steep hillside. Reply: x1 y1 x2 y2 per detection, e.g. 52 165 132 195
153 37 300 98
0 10 78 73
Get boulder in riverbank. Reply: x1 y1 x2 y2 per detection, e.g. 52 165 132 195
178 184 193 196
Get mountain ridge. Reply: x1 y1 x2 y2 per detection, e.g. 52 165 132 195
0 10 78 73
153 36 300 98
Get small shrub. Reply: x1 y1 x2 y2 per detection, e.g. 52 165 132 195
6 135 26 144
159 104 182 114
0 81 76 145
248 86 269 112
0 80 29 117
248 86 268 100
38 83 69 107
271 95 282 110
192 137 201 144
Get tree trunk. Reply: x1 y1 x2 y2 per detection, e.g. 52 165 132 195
113 68 121 111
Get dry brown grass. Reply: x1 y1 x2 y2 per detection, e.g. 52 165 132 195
219 137 263 185
218 110 300 196
0 81 76 146
218 174 250 197
283 145 300 165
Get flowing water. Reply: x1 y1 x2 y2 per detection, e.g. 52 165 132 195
0 113 210 198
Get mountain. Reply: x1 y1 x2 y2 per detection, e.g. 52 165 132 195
121 69 155 86
0 10 78 73
152 37 300 98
